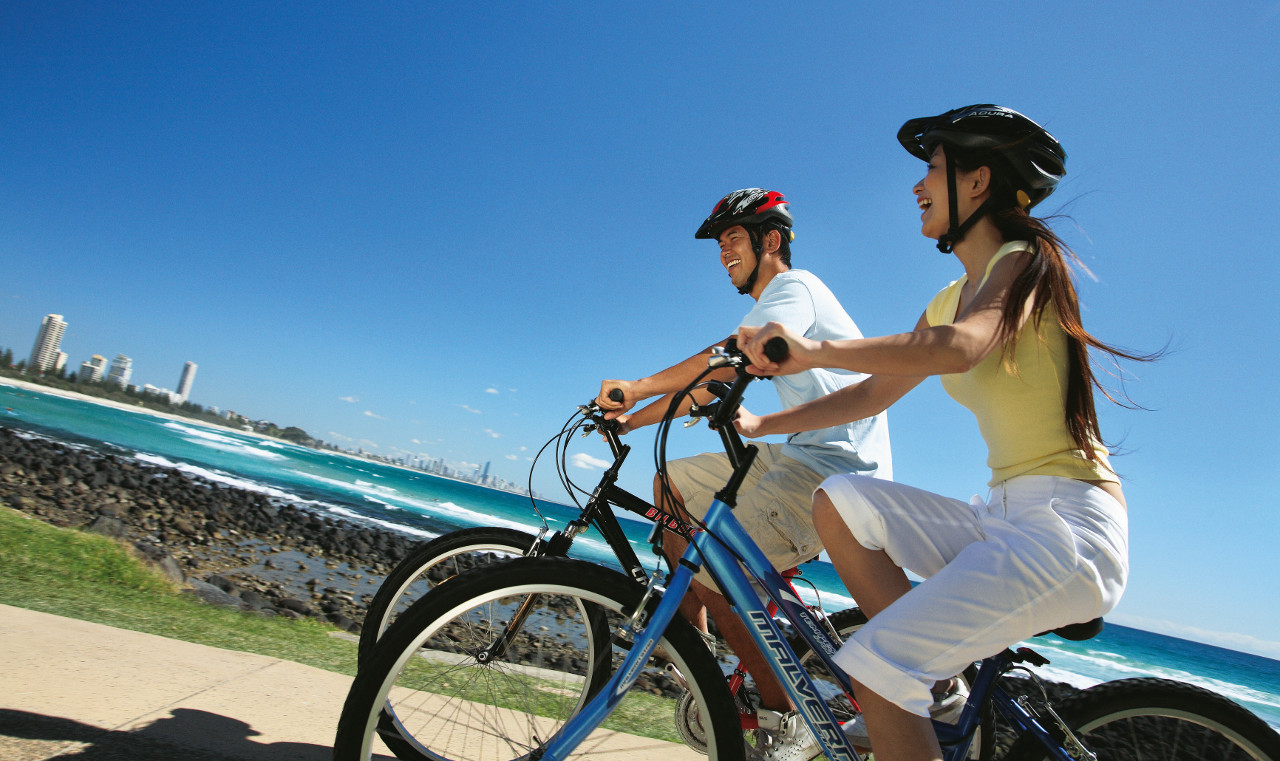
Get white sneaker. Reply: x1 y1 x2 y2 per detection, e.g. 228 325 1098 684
748 711 822 761
841 677 969 749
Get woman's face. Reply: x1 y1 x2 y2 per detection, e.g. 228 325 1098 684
913 144 951 239
913 144 987 241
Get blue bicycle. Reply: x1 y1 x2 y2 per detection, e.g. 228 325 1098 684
334 343 1280 761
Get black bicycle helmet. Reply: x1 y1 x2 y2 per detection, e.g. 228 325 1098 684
898 105 1067 253
695 189 794 295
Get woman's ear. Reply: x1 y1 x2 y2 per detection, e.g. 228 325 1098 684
968 165 992 198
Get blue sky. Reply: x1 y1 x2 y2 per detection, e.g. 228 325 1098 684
2 3 1278 658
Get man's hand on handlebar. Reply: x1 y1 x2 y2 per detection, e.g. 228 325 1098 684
737 323 814 377
732 405 765 439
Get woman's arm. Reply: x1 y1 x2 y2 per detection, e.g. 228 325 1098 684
740 250 1034 377
735 369 926 437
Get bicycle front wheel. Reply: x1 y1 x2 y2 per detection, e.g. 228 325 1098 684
334 557 744 761
359 526 539 661
1003 677 1280 761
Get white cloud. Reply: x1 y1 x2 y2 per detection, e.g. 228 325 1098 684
460 405 481 414
485 388 500 395
482 429 501 438
363 410 386 420
328 431 355 442
505 454 519 460
571 452 612 470
410 438 421 444
339 395 359 403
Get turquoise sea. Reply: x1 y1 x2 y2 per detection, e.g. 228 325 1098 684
2 380 1278 731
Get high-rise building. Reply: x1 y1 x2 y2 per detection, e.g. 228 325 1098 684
176 361 197 401
79 355 107 383
29 314 67 373
107 354 133 387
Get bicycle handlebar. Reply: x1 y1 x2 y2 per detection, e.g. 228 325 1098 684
762 336 790 363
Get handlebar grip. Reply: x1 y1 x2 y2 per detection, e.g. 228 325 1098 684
763 336 790 363
608 388 624 403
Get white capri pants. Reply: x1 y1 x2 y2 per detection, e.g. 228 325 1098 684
819 474 1129 716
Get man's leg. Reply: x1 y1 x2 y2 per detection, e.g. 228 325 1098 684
656 471 796 712
653 472 709 630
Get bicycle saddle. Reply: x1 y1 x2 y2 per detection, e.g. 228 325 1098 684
1042 617 1104 641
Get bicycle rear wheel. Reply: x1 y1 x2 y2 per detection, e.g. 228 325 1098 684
334 557 744 761
359 527 538 661
1003 677 1280 761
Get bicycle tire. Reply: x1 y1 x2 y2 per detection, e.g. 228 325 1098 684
358 526 540 661
786 608 995 761
368 556 614 761
334 557 745 761
1002 677 1280 761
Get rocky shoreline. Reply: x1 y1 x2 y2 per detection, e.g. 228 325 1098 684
0 425 416 632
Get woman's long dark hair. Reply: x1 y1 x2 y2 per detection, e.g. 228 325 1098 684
986 200 1154 461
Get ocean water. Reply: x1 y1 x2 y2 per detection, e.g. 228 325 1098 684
3 381 1278 731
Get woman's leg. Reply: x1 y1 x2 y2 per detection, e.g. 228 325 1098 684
814 489 946 761
812 488 913 618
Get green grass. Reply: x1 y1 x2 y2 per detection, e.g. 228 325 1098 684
0 505 687 743
0 505 362 673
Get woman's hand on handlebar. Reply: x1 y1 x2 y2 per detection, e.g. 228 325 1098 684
596 380 637 419
737 323 816 376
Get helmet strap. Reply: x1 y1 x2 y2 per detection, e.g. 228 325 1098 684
935 155 997 254
738 227 765 295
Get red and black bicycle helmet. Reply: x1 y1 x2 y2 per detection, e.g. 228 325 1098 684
694 188 793 240
898 105 1066 252
695 189 795 295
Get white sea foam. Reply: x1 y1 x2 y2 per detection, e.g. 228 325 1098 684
1026 641 1280 716
161 421 286 461
326 506 438 540
132 453 303 502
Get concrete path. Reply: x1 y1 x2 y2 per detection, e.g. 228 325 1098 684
0 604 705 760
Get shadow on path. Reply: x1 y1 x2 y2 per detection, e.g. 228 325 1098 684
0 706 363 760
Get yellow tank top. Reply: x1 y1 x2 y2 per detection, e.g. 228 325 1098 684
924 241 1118 486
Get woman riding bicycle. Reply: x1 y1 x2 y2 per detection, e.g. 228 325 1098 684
736 104 1148 761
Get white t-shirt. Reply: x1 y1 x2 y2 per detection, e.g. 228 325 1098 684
740 270 892 480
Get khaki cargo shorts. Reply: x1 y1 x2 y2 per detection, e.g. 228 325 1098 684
666 443 825 588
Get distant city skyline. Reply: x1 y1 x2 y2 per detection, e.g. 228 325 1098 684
18 313 198 406
12 312 529 495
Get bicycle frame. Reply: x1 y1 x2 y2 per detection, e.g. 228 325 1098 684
545 407 701 585
536 359 1083 761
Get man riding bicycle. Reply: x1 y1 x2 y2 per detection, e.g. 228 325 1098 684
597 188 892 760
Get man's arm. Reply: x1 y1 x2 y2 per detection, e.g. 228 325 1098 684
596 339 738 430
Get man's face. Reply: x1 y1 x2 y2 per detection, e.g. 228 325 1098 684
717 225 756 290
